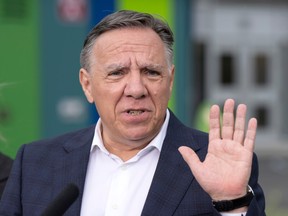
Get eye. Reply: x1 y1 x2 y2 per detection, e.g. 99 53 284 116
106 70 126 81
108 70 124 77
145 69 161 77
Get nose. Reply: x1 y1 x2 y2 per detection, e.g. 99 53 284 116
124 71 148 99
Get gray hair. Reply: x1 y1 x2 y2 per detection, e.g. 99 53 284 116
80 10 174 71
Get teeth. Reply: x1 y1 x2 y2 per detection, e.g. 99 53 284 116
128 110 143 115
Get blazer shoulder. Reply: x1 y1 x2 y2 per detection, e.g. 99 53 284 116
168 111 209 145
18 125 96 159
28 125 95 148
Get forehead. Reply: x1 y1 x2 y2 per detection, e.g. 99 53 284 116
92 27 166 59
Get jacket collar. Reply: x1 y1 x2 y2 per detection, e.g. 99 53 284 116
141 111 206 215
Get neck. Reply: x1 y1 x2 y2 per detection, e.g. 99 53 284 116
103 141 149 162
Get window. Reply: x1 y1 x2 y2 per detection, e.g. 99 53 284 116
220 53 235 85
254 53 268 85
255 106 268 128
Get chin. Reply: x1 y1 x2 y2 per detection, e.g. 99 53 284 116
123 129 153 142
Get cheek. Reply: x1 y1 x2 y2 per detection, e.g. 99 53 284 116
157 79 172 96
93 83 124 111
151 84 171 107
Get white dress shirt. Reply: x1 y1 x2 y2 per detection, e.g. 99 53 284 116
80 109 246 216
80 110 169 216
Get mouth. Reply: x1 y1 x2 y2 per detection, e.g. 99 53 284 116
127 110 145 116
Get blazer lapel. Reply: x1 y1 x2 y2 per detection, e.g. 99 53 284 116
52 126 95 215
141 113 202 216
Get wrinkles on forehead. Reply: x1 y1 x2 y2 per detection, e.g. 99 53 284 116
88 28 171 72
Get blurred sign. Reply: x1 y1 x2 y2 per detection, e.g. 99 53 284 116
57 0 87 23
57 97 87 123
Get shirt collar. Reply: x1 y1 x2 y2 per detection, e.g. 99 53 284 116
90 109 170 155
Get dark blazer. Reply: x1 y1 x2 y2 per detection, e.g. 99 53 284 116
0 152 13 199
0 112 266 215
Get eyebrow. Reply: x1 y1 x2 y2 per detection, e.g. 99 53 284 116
105 63 165 71
105 64 127 71
141 64 165 71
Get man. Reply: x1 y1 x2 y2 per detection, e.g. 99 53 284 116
0 10 265 215
0 152 13 199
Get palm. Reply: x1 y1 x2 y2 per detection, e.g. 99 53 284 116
179 99 257 200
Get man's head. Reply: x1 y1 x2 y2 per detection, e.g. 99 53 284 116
79 10 175 151
80 10 174 72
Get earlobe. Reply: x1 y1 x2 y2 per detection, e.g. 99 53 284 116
79 68 94 103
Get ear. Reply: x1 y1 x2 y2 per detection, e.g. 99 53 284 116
79 68 94 103
169 65 175 95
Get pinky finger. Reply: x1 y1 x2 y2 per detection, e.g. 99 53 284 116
244 118 257 152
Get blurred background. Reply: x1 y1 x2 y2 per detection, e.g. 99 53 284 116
0 0 287 214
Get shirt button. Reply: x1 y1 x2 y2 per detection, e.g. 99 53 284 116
121 165 127 171
112 203 118 209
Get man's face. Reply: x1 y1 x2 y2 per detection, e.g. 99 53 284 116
80 27 174 147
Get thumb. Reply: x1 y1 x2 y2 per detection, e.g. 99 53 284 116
178 146 202 173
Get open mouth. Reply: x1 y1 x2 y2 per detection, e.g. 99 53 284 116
127 110 145 116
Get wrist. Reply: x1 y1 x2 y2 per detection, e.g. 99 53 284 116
212 186 248 201
212 185 254 212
